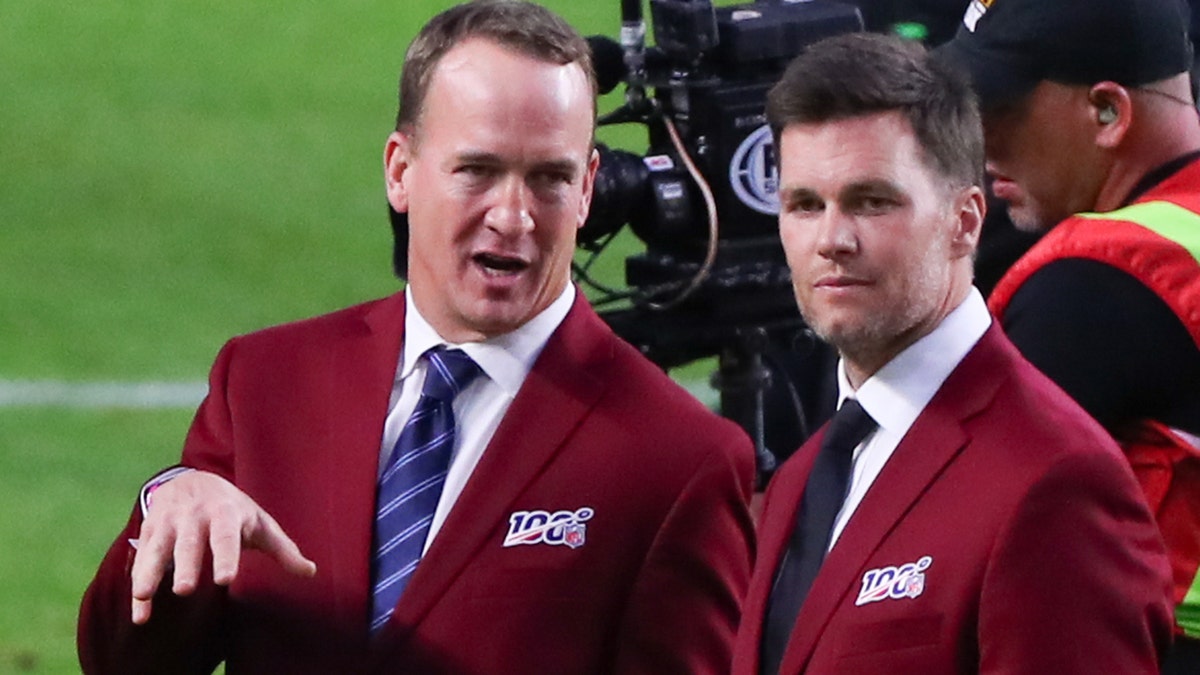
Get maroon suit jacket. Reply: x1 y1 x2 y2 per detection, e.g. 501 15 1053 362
733 326 1173 674
79 292 756 674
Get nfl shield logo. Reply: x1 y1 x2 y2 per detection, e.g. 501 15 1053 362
904 574 925 598
563 522 586 549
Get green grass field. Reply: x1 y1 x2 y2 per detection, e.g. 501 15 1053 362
1 1 714 671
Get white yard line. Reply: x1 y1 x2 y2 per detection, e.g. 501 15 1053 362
0 378 716 410
0 380 207 409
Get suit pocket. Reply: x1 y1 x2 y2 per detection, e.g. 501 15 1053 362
833 613 943 658
465 566 587 601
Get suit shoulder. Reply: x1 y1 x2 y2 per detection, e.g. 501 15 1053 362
605 338 729 421
225 294 398 351
599 337 754 462
965 335 1125 468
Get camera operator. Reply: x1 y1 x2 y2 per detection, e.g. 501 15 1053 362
941 1 1200 670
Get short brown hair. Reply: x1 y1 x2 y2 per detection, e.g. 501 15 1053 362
767 32 983 189
395 0 596 134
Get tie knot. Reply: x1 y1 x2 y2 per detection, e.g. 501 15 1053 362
823 398 878 456
421 348 482 402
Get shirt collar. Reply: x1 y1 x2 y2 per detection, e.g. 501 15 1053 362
837 287 992 435
1124 150 1200 205
400 283 575 397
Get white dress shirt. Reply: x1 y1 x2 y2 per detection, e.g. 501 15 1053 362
827 287 992 550
383 283 575 553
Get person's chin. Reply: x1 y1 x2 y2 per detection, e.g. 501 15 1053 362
806 312 869 349
992 194 1050 232
1006 205 1053 233
462 292 539 335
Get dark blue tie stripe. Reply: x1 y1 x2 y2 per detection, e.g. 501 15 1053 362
375 470 448 521
374 558 420 594
378 429 452 489
369 347 481 635
376 514 436 558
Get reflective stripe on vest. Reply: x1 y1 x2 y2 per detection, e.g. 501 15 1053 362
1183 574 1200 638
1077 201 1200 265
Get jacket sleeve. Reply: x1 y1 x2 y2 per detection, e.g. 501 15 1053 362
978 447 1174 674
610 423 757 674
78 339 242 675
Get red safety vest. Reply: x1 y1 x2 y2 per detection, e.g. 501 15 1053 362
990 198 1200 638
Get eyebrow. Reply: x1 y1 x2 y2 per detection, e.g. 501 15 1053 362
840 179 904 200
454 150 581 177
775 185 811 206
780 178 902 202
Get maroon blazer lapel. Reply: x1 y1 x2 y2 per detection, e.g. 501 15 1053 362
385 293 613 634
315 293 407 634
736 434 822 673
778 327 1011 673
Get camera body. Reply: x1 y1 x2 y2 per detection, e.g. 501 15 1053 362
585 1 863 481
587 0 863 367
588 0 863 248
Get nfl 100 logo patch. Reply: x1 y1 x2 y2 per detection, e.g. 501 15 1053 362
503 507 595 549
855 556 933 606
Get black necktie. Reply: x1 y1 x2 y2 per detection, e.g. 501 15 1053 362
760 398 878 675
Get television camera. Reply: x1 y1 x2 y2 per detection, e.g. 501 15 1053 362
579 0 863 482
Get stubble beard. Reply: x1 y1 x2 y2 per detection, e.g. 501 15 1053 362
798 242 949 375
804 306 904 373
1002 191 1063 234
1005 203 1048 233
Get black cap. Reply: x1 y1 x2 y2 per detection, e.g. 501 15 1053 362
938 0 1193 110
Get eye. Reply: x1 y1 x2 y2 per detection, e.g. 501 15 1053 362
455 164 493 178
530 169 574 188
850 194 898 215
527 170 576 204
785 193 824 215
452 163 502 192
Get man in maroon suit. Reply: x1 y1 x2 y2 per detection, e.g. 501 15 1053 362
78 2 755 673
732 33 1173 674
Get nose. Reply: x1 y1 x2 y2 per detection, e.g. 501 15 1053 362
484 177 534 236
815 210 858 259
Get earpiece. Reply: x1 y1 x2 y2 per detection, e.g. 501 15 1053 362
1098 105 1118 124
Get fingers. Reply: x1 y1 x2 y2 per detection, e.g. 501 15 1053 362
131 596 154 626
248 511 318 579
130 519 174 625
210 508 244 587
171 516 209 595
128 476 202 624
126 471 316 624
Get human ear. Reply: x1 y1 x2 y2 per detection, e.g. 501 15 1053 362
576 147 601 229
950 185 986 258
384 130 415 213
1088 83 1133 148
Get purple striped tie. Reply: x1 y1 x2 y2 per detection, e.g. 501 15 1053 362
369 347 481 634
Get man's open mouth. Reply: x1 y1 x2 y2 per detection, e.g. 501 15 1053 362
473 252 529 274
